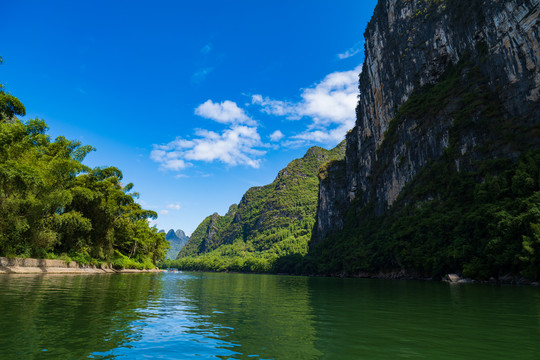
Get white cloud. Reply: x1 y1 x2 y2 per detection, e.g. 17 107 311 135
252 65 361 145
151 124 265 171
294 125 351 144
150 149 191 171
269 130 284 142
159 209 169 215
167 203 181 210
195 100 255 125
251 95 299 119
300 66 360 126
337 42 363 59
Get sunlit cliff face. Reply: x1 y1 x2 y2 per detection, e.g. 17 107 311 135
314 0 540 241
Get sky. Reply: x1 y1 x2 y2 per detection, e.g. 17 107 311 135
1 0 378 235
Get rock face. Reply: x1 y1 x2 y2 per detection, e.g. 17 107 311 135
314 0 540 244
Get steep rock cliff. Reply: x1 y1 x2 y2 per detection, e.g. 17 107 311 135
315 0 540 243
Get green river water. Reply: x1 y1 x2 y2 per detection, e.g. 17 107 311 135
0 271 538 359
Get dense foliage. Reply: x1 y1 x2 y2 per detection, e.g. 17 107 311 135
309 150 540 280
163 143 346 272
0 83 168 269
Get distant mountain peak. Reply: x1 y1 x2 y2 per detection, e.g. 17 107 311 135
163 228 189 260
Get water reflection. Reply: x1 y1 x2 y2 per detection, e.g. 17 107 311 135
308 278 540 359
1 272 539 359
178 272 321 359
0 273 162 359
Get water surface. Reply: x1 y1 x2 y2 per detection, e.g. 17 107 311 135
0 272 538 359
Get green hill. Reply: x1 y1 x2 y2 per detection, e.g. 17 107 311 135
169 141 346 272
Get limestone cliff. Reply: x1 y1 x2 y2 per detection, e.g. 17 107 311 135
314 0 540 244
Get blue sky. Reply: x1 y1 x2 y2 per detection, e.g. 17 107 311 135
1 0 378 234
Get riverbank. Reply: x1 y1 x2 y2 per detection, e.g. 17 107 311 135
169 267 540 286
327 270 540 286
0 257 161 274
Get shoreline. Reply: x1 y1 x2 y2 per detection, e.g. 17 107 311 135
342 271 540 286
167 268 540 286
0 257 161 274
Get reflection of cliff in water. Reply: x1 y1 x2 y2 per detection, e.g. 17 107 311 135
179 272 322 359
0 273 162 359
308 278 540 359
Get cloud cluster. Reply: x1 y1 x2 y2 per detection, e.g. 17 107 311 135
269 130 284 142
159 203 182 215
195 100 255 125
151 101 265 172
151 65 361 174
201 43 212 54
252 65 361 144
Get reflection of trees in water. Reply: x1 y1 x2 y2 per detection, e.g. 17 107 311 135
308 278 540 359
181 272 322 359
0 274 162 359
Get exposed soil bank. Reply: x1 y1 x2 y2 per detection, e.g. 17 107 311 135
0 257 161 274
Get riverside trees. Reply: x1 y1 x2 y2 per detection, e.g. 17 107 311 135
0 82 168 268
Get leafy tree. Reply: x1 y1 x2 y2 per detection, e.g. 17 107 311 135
0 72 168 268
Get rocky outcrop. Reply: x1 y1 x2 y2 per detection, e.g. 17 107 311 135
314 0 540 243
312 160 348 244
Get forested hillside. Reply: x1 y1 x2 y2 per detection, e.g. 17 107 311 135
165 142 346 272
0 79 168 269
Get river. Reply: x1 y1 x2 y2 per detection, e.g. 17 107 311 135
0 272 538 359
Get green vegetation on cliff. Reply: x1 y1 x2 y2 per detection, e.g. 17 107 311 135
307 59 540 280
0 80 168 269
312 150 540 280
164 142 346 272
